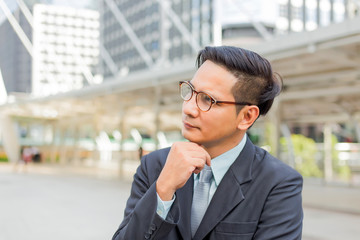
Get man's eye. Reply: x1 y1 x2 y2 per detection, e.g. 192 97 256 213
200 93 212 103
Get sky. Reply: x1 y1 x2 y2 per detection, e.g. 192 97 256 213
221 0 278 25
51 0 96 9
0 0 95 24
0 0 17 23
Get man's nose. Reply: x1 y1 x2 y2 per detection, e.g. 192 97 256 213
182 95 199 117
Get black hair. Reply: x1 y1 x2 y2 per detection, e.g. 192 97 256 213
196 46 282 116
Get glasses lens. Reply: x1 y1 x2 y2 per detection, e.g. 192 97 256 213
180 82 192 101
197 92 212 111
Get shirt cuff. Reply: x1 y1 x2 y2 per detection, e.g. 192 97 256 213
156 192 176 219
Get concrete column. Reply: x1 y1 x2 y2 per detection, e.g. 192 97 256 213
266 98 281 158
92 111 101 165
59 123 73 165
38 120 52 163
118 108 127 176
281 123 295 168
49 121 59 163
58 125 67 164
153 86 162 150
72 121 82 165
324 123 333 182
0 114 21 163
354 120 360 143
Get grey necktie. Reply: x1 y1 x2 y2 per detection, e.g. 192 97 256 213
191 165 213 237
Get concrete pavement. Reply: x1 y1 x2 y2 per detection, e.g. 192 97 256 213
301 179 360 240
302 179 360 215
0 163 131 240
1 163 360 240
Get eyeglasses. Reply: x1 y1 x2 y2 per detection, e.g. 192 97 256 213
179 81 253 112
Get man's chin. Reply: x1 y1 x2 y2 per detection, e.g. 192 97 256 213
182 132 202 145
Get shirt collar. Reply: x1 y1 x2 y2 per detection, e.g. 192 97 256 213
210 134 247 186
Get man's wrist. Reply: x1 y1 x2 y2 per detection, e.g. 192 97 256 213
156 180 175 201
156 192 176 219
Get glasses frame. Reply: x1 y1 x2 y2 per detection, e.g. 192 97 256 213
179 81 253 112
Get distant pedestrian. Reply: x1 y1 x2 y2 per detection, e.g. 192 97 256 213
31 147 41 163
22 146 33 164
13 146 32 172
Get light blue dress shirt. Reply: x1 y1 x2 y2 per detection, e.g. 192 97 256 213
156 134 247 219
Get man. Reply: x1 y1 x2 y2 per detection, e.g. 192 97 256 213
112 46 303 240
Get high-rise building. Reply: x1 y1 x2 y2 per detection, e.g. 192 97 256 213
100 0 213 79
32 4 100 96
0 8 32 94
0 2 99 97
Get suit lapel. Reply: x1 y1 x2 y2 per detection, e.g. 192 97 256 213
176 175 194 240
193 170 245 240
194 137 256 240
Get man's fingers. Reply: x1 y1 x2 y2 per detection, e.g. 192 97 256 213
197 144 211 166
202 150 211 166
191 157 206 170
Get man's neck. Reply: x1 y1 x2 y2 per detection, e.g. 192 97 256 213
204 133 246 159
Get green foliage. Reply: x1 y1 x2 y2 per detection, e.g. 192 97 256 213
280 134 352 180
248 131 260 145
280 134 322 177
0 152 8 162
264 122 276 155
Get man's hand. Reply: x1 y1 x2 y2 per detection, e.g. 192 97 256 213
156 142 211 201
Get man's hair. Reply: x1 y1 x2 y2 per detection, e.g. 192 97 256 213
196 46 282 116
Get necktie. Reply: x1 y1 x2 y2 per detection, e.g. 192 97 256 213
191 165 213 237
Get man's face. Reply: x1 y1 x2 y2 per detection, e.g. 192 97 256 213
181 60 244 152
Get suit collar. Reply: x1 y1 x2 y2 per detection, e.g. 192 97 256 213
227 135 255 185
210 135 247 186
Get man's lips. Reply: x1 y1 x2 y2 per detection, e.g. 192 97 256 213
183 121 198 129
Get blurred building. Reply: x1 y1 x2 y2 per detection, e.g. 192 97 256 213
1 0 358 95
276 0 359 33
100 0 213 79
220 0 278 45
32 4 99 96
0 8 32 94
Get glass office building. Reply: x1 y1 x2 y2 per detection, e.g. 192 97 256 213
32 4 100 96
0 2 100 97
100 0 213 79
0 9 32 94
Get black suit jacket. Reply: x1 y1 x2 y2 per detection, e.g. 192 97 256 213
112 137 303 240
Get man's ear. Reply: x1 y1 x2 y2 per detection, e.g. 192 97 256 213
237 105 260 130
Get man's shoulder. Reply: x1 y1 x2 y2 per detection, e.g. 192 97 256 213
253 145 302 179
142 147 171 166
136 147 171 181
146 147 171 158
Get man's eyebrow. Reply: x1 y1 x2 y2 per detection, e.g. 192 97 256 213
190 81 204 94
188 81 201 92
189 81 218 99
